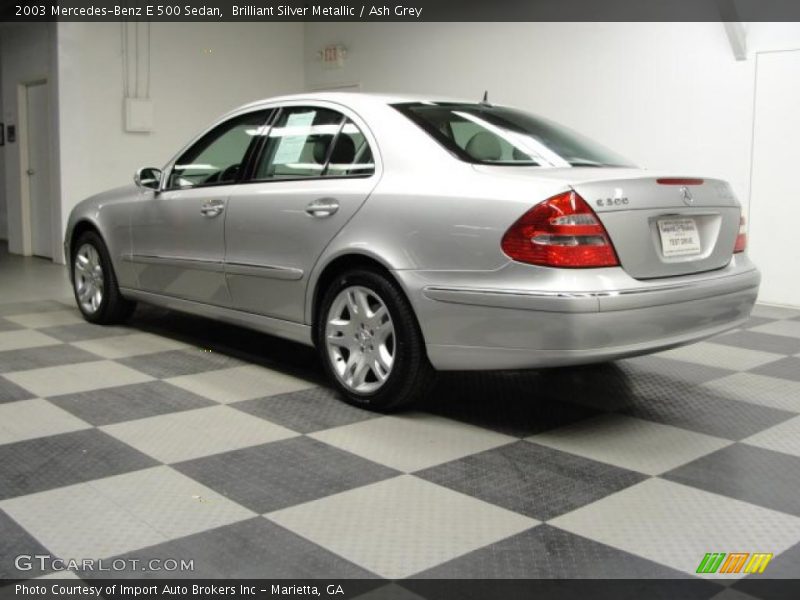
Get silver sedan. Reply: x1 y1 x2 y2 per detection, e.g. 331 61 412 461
65 93 760 410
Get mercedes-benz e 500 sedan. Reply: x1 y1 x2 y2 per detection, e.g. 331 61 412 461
65 93 760 410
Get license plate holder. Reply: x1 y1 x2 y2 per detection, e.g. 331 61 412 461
657 217 702 257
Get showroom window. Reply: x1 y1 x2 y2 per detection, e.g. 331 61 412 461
167 110 271 189
253 107 375 180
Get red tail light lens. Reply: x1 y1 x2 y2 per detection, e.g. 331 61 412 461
501 191 619 268
734 215 747 253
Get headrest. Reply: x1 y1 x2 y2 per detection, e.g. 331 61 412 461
465 131 502 161
313 134 356 165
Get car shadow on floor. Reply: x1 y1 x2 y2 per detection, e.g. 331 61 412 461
128 304 325 385
128 303 644 435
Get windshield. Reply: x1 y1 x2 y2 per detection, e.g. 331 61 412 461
393 102 634 168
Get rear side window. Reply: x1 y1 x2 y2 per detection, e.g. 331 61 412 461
393 102 633 168
254 107 375 180
168 111 270 189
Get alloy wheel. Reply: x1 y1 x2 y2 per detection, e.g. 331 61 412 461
325 285 395 394
73 243 104 314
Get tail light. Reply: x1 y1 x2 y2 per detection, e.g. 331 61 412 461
734 215 747 253
501 191 619 268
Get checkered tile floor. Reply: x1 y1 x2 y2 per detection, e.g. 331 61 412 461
1 262 800 589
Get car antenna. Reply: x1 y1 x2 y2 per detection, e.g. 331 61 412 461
480 90 491 105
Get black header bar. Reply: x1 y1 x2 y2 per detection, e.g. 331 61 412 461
4 0 800 22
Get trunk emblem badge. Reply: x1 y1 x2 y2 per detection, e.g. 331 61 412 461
680 186 695 205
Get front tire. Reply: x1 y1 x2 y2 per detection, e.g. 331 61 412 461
316 268 434 411
71 231 136 324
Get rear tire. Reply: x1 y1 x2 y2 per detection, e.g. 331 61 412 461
71 231 136 324
316 268 435 411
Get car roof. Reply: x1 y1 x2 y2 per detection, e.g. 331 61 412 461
238 91 478 110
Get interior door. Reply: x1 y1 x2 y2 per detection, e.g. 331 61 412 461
25 82 52 258
225 105 379 322
130 110 270 305
749 50 800 308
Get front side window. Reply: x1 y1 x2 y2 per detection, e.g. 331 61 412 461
168 111 269 189
393 102 633 168
254 106 375 180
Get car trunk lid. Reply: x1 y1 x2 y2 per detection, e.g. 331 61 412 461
475 166 742 279
571 175 740 279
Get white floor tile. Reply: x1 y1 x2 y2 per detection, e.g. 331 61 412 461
701 373 800 413
528 414 731 475
310 413 515 472
267 475 536 578
0 330 61 352
549 479 800 578
101 405 298 463
742 416 800 458
6 310 84 329
166 364 314 404
749 320 800 340
0 399 90 444
656 342 783 371
4 360 153 397
0 482 166 559
71 332 188 359
89 466 254 539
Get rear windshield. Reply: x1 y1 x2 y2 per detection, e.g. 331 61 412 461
393 102 634 168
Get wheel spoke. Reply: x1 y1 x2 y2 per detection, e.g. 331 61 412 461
354 289 372 319
374 320 393 344
350 357 370 388
372 357 390 381
79 282 94 301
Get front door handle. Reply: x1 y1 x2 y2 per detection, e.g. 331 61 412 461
200 199 225 217
305 198 339 218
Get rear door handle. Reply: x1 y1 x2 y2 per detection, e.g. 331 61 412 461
200 199 225 217
305 198 339 218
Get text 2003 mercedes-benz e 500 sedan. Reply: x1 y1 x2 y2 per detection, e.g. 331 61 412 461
65 93 760 410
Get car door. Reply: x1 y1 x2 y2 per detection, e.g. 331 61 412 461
130 109 271 305
224 104 380 322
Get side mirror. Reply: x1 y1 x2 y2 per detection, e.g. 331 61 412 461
134 167 162 191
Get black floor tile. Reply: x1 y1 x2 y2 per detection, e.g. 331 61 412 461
232 387 379 434
0 509 51 578
0 375 35 404
664 443 800 517
80 517 379 579
0 429 158 500
712 330 800 356
415 441 647 521
174 436 399 514
751 357 800 383
0 345 98 374
50 381 216 426
621 388 796 441
118 349 245 379
415 524 694 579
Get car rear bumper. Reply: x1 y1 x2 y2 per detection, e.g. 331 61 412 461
397 259 760 371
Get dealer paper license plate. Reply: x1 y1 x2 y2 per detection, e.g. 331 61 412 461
658 217 702 257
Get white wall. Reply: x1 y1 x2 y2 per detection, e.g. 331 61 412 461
305 23 755 206
55 22 305 263
1 22 57 255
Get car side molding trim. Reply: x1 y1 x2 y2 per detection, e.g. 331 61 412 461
122 254 303 280
422 267 760 314
224 262 304 280
122 253 225 273
119 288 313 346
